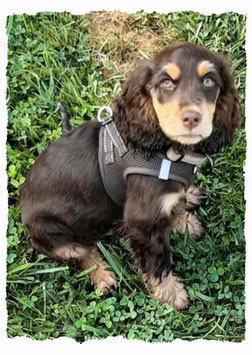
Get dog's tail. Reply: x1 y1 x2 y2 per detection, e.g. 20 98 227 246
57 101 71 133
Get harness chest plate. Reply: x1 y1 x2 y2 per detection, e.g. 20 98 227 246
98 125 199 207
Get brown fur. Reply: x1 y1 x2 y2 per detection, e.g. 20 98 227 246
20 43 240 310
113 42 240 154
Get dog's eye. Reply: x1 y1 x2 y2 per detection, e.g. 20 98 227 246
161 79 175 91
203 77 215 88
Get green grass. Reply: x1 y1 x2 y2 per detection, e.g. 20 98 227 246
6 11 246 342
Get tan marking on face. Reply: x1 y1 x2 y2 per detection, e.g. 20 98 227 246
164 63 181 81
197 60 216 77
144 272 189 310
150 88 219 145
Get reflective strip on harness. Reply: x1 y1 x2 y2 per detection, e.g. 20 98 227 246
159 159 171 180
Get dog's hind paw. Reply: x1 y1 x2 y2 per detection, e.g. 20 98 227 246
93 266 117 295
78 247 117 295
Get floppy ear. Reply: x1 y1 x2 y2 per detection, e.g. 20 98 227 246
113 61 166 151
213 59 240 146
121 60 157 124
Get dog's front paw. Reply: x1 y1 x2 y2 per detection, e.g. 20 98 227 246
185 185 207 209
186 213 205 239
147 272 189 311
174 211 204 239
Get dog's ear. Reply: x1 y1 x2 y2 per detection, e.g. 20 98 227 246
214 57 240 146
114 60 163 149
123 60 153 96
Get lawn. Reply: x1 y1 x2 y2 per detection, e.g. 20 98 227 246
6 11 246 342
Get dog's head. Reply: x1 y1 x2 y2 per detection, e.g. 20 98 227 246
114 42 240 154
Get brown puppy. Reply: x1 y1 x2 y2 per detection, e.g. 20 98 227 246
20 43 240 310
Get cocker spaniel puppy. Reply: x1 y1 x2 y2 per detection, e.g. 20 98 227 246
20 42 240 310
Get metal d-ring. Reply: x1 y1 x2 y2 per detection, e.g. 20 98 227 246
172 147 185 162
97 106 113 125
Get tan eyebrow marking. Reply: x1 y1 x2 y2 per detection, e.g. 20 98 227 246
197 60 216 77
164 63 181 81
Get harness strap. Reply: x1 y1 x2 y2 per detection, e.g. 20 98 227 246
123 163 193 188
104 128 114 164
167 146 207 166
104 120 128 157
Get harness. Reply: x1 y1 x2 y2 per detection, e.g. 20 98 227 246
98 106 208 207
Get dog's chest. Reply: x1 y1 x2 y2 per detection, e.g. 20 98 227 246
98 119 201 208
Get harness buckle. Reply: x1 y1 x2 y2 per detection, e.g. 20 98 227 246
97 106 113 125
172 147 185 162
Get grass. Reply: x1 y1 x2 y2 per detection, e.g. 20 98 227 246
6 11 246 342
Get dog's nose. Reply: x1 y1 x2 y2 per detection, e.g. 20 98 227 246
181 111 202 129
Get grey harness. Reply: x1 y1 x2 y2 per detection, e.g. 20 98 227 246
98 106 207 207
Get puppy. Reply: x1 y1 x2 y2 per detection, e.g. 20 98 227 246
20 42 240 310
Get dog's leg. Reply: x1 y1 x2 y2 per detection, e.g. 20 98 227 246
51 243 117 294
125 224 189 310
124 178 189 310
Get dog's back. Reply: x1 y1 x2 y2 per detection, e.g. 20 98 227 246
20 120 120 257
